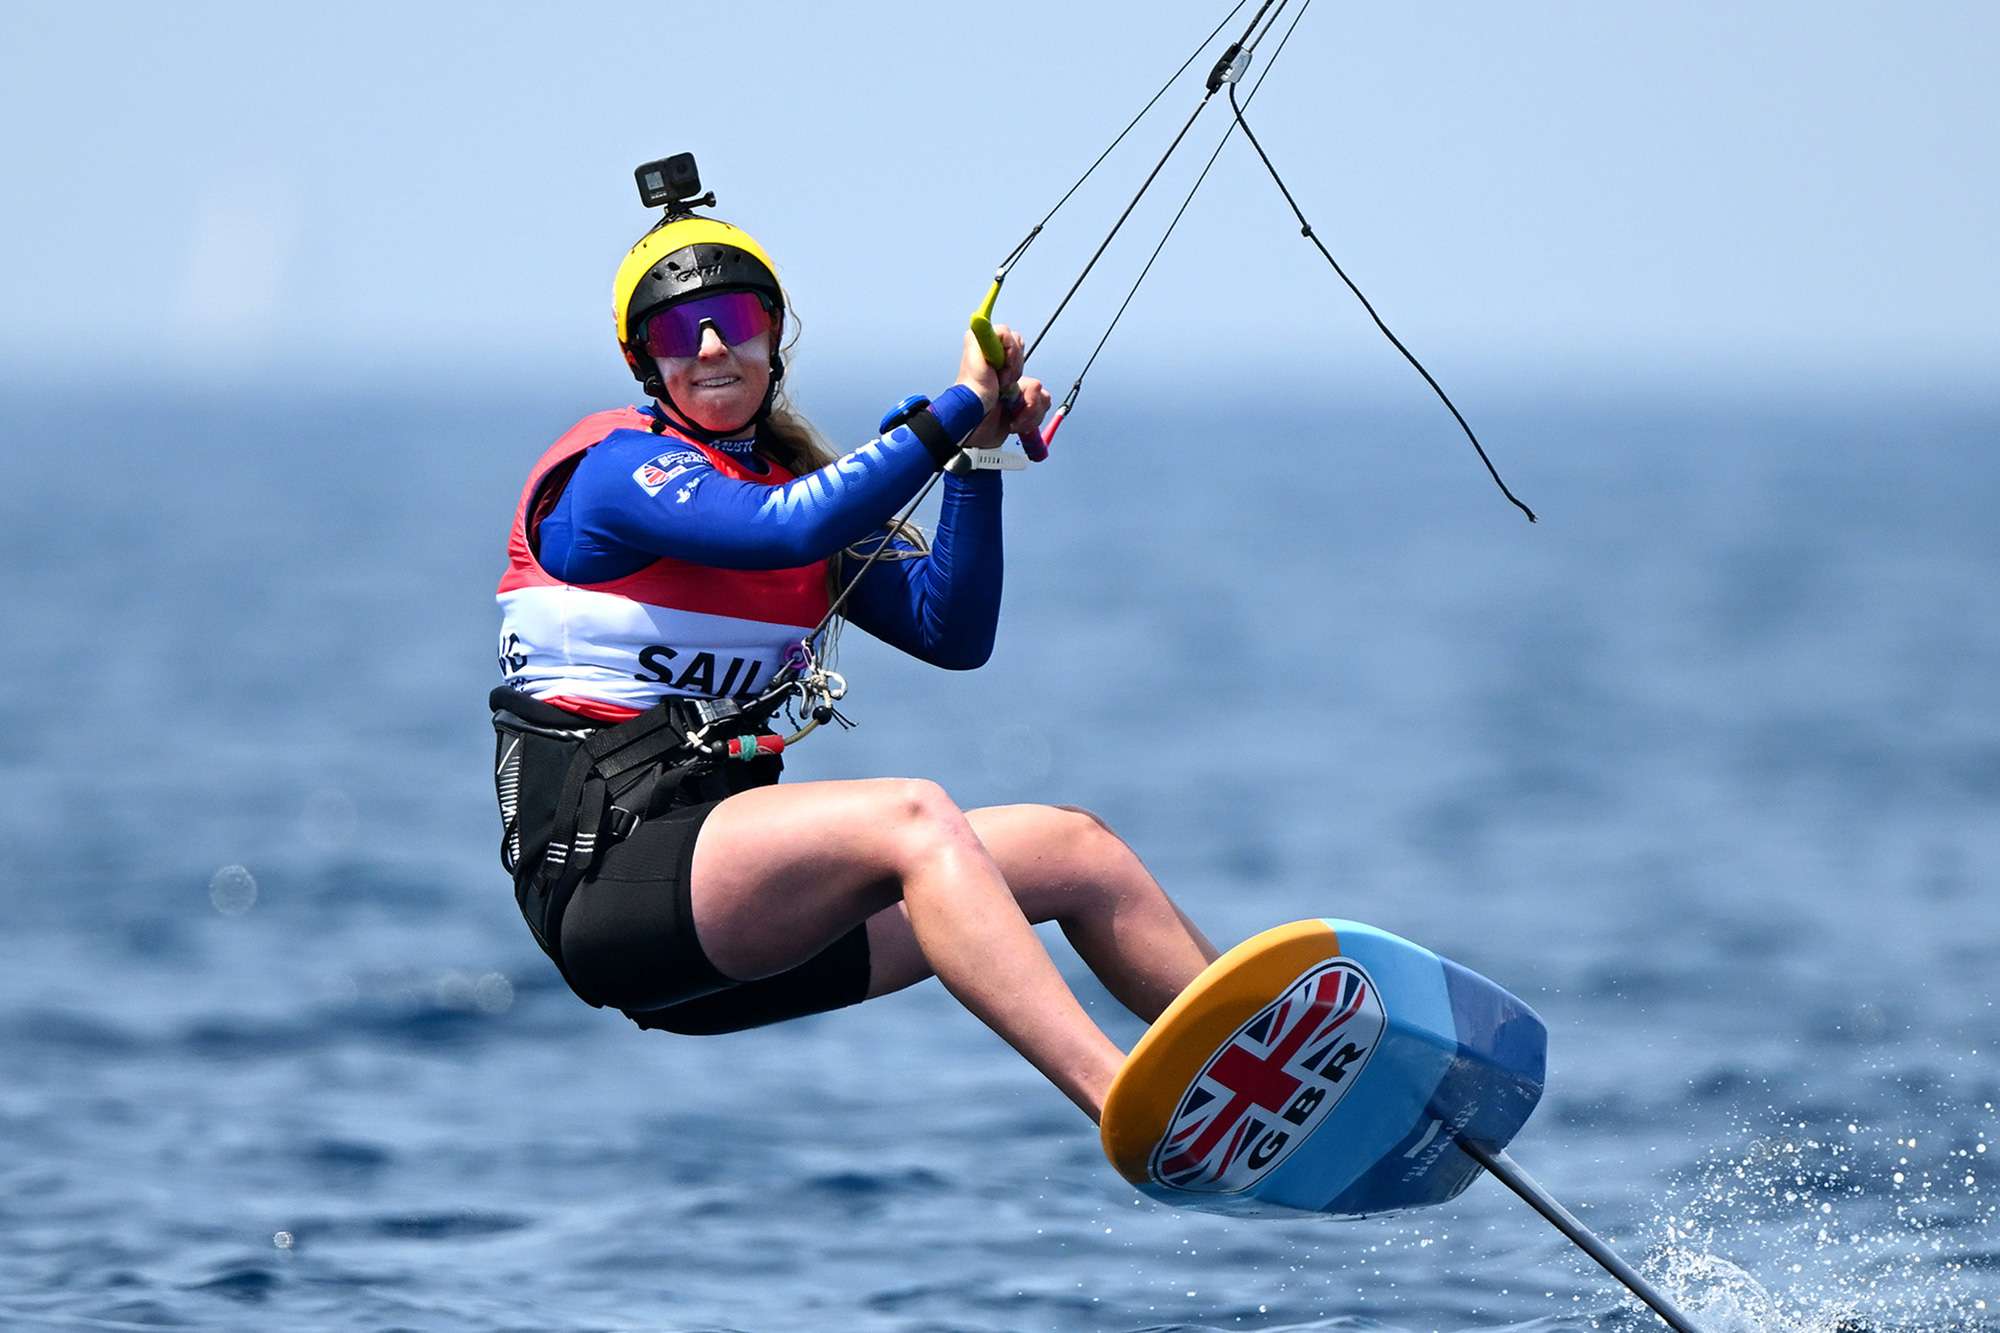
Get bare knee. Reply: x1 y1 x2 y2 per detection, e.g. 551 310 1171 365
1018 804 1141 919
880 778 977 867
883 776 956 819
883 777 963 830
1052 803 1121 836
1049 804 1130 869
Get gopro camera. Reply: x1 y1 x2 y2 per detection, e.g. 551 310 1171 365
635 153 715 215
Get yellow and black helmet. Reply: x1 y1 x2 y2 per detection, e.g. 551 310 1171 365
614 217 781 347
613 215 785 409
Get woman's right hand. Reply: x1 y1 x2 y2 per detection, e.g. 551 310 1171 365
954 324 1025 413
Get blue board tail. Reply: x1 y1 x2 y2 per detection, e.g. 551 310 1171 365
1100 919 1546 1218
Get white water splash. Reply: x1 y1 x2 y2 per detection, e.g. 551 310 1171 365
1625 1112 1997 1332
1646 1251 1857 1332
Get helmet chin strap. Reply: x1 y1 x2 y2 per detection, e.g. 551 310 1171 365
641 345 786 443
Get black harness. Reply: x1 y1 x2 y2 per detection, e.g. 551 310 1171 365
490 687 782 991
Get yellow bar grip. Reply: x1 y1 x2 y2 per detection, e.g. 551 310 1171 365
969 279 1006 368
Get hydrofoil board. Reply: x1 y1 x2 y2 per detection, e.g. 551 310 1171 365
1099 919 1546 1218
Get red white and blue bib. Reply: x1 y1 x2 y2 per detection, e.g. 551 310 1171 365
496 410 828 721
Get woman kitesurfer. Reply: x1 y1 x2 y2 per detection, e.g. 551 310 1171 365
491 174 1219 1119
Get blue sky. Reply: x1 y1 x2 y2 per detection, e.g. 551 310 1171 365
4 1 1995 398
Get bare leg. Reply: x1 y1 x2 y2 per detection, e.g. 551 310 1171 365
863 804 1220 1021
688 778 1125 1119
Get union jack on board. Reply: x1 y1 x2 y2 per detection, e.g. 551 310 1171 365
1152 959 1385 1193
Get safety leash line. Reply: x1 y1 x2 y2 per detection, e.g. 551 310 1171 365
744 0 1537 753
817 472 947 634
1224 79 1538 522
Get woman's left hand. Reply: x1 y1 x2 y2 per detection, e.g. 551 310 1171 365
998 376 1052 455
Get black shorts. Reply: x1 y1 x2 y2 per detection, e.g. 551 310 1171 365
559 795 873 1035
492 689 870 1036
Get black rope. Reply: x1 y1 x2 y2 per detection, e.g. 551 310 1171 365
1023 99 1215 366
1025 0 1286 365
717 458 945 729
789 0 1267 682
1224 82 1538 522
818 472 945 632
1058 1 1314 408
1241 0 1292 51
1012 0 1251 250
797 0 1532 716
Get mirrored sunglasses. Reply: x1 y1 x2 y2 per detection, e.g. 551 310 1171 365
641 290 776 359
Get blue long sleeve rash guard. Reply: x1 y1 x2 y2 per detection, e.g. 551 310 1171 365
534 388 1002 670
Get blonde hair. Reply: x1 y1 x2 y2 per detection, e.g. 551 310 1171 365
759 400 838 478
755 305 927 606
757 297 838 476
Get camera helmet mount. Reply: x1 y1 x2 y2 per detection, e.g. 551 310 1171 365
615 153 786 442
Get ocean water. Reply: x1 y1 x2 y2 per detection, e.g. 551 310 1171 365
1 375 1994 1332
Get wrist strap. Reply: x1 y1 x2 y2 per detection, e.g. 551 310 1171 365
903 407 958 468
